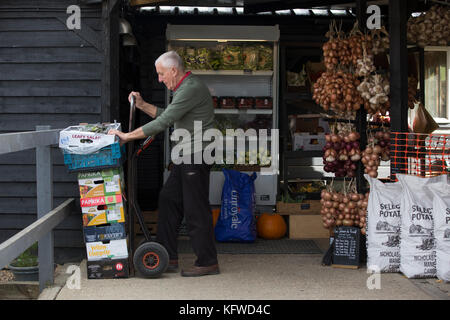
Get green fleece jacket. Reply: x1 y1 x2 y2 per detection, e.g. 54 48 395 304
142 73 215 155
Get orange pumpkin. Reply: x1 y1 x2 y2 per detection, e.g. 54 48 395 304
256 213 287 239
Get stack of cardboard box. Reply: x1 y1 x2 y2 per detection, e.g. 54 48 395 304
77 168 130 279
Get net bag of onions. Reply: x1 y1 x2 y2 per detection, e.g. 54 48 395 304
364 175 402 273
396 174 447 279
428 178 450 282
320 179 368 232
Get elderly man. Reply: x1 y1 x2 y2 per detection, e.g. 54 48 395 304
109 51 219 277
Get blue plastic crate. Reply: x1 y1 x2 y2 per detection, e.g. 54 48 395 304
63 142 125 171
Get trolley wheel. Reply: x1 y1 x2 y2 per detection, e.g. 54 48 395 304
133 241 169 278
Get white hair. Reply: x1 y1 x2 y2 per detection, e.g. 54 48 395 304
155 51 185 71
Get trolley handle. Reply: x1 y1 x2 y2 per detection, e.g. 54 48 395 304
137 136 154 156
129 94 136 132
131 94 135 109
129 94 155 156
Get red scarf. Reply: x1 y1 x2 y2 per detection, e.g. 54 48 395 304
173 71 191 92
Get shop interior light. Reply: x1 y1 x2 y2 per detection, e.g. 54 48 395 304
292 9 310 15
330 9 348 16
196 7 214 13
217 7 233 14
140 5 350 17
158 6 172 13
140 5 241 14
311 9 329 15
177 6 195 14
275 10 291 15
140 6 156 11
139 5 346 17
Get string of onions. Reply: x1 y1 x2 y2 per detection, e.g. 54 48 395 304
361 129 391 178
322 21 373 71
323 20 351 70
313 70 364 116
323 123 361 178
320 179 369 233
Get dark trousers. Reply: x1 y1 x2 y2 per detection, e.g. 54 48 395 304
156 162 218 267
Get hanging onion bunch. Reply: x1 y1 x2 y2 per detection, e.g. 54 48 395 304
323 21 353 70
313 70 363 116
371 26 390 55
348 32 373 68
407 5 450 47
359 193 369 235
320 188 340 229
322 36 352 71
323 124 361 178
320 181 369 233
357 74 390 116
361 129 391 178
323 21 374 72
408 76 418 109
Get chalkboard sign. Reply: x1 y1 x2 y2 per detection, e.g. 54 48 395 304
332 226 360 269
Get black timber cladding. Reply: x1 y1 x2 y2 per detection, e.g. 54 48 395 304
0 0 103 248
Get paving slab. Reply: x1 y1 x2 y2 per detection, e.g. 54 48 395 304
53 253 446 300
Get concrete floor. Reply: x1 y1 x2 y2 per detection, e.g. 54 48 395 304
45 239 449 300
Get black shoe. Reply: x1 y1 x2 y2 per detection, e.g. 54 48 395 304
181 264 220 277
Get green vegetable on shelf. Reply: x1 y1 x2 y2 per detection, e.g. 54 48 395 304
222 45 243 70
207 49 222 70
257 45 273 70
196 47 209 69
242 45 259 71
184 46 197 70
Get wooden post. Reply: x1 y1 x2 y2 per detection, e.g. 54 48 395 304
355 0 368 194
279 43 288 198
36 125 54 292
389 0 409 133
389 0 409 180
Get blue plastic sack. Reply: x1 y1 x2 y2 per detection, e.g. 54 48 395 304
215 169 257 242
